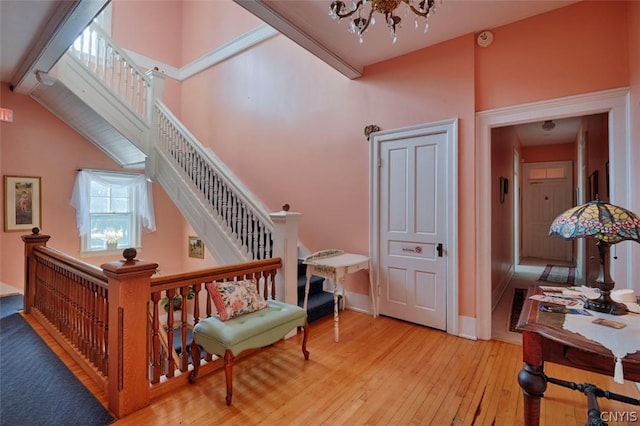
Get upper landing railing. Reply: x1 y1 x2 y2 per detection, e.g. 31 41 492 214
22 229 296 419
69 23 150 122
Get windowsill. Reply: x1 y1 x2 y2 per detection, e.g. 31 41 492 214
79 247 141 258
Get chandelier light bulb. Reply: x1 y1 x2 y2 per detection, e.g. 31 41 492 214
329 0 439 43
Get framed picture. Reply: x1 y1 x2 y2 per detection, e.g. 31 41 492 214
4 175 41 232
188 236 204 259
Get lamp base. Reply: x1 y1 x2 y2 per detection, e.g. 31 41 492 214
584 297 628 316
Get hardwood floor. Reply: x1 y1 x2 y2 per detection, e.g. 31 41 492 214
23 307 640 425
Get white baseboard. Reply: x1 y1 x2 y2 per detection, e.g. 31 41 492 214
457 315 477 340
344 292 374 316
492 266 514 311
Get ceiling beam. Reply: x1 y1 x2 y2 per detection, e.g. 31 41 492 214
11 0 110 94
233 0 362 79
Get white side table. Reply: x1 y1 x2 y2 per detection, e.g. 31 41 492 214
303 250 376 342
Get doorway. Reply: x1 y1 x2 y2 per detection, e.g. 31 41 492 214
521 161 574 262
476 88 631 340
369 119 459 334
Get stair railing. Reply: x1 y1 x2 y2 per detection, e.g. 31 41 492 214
153 101 274 260
22 229 294 418
68 22 150 122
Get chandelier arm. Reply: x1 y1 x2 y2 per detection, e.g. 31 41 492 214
334 0 367 19
405 3 429 18
358 8 375 35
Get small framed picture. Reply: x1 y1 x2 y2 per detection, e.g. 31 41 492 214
188 236 204 259
4 175 41 232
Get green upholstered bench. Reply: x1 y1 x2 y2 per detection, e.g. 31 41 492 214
188 298 309 406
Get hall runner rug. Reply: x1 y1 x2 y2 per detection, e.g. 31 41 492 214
538 264 575 285
0 295 115 425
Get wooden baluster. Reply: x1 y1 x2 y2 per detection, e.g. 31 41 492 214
165 288 176 378
134 75 141 116
252 217 259 259
90 30 97 73
150 292 161 384
98 37 106 81
214 177 220 216
180 286 189 371
259 223 265 259
99 285 108 376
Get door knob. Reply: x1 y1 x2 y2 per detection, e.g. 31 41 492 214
437 243 443 257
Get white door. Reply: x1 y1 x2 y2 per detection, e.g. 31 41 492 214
373 122 454 330
522 161 573 262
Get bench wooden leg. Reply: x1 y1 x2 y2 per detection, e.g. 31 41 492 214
224 349 234 406
188 340 201 384
301 322 310 360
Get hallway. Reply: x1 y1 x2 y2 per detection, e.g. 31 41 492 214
492 257 575 345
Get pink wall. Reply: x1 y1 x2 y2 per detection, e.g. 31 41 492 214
180 0 264 65
521 143 575 164
475 1 629 111
490 127 519 294
106 0 635 318
3 1 638 319
112 0 185 117
0 84 192 290
177 32 476 306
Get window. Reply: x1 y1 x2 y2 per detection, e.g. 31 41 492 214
71 170 155 254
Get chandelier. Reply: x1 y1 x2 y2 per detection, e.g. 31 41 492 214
329 0 438 44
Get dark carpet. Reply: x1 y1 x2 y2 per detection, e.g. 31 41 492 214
508 288 528 333
0 295 115 425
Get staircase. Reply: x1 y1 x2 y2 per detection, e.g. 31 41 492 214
28 22 338 323
297 260 341 323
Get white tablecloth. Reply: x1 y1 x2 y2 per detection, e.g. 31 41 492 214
563 312 640 383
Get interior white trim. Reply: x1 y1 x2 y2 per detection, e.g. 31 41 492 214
475 87 631 340
233 0 362 79
124 24 279 81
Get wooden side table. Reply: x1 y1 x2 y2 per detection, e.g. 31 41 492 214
303 251 376 342
516 286 640 425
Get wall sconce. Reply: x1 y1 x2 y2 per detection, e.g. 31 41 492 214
499 176 509 204
364 124 381 141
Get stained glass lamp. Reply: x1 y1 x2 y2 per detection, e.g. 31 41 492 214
549 200 640 315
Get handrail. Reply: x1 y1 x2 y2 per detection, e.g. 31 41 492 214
148 258 282 384
154 101 274 260
29 245 110 382
68 22 151 121
65 22 277 262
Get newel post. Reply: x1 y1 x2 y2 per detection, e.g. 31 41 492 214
269 205 301 306
21 227 50 314
101 248 158 418
144 67 166 180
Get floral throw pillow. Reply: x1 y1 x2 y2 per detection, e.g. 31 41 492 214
206 279 268 321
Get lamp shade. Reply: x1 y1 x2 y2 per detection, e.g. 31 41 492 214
549 200 640 245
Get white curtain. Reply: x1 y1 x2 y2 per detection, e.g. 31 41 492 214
71 170 156 236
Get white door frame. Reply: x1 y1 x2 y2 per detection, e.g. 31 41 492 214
370 119 459 335
476 87 631 340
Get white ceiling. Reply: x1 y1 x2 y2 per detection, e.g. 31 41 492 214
235 0 580 74
1 0 583 145
0 0 60 82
